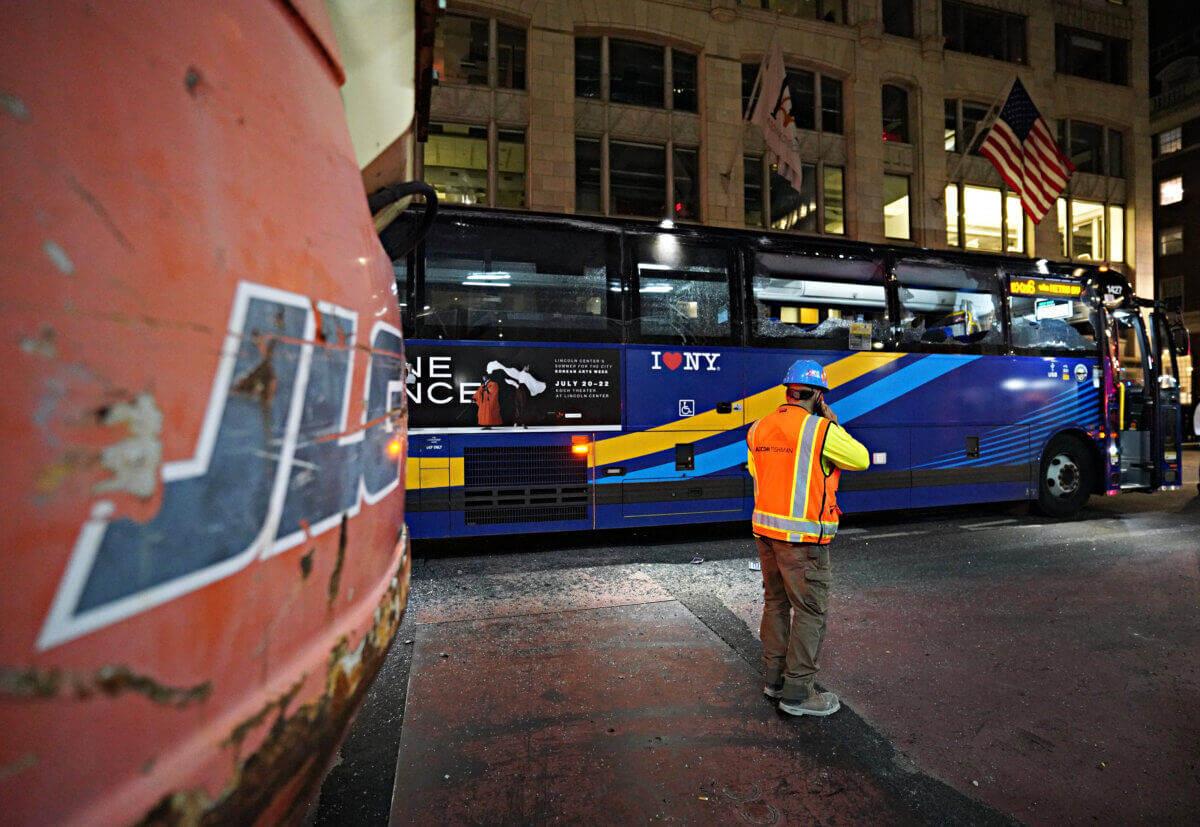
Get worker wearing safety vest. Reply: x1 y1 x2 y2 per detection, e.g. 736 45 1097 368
747 359 869 717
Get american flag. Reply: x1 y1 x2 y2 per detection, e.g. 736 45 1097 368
978 78 1075 224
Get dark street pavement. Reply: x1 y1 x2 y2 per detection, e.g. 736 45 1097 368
317 449 1200 825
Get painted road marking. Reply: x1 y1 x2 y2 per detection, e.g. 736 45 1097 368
961 519 1019 530
856 531 925 540
837 528 867 535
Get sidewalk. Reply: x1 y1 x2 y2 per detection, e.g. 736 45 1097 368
389 564 1010 825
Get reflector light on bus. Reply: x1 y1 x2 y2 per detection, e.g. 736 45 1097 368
571 444 589 455
388 439 403 457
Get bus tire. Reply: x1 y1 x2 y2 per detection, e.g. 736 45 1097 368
1037 434 1093 518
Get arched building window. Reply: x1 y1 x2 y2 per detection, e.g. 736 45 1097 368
882 84 909 143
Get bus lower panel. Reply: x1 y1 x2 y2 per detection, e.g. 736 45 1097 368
595 501 749 530
907 479 1031 509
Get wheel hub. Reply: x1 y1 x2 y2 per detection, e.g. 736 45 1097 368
1046 453 1080 498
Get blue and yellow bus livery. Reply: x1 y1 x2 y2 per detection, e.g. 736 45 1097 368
387 207 1187 539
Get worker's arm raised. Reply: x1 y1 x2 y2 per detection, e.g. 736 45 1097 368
822 423 869 471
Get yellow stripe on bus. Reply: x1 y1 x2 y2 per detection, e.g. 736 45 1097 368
594 351 903 466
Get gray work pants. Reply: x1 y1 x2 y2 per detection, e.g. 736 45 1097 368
756 535 832 702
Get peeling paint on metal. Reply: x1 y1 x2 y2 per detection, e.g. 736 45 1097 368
0 91 30 121
36 450 100 494
223 677 306 754
136 527 410 826
94 394 164 499
0 665 210 707
43 240 75 275
231 336 278 411
20 326 57 359
300 548 315 579
328 513 348 608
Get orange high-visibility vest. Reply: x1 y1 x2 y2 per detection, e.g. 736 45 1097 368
746 404 841 544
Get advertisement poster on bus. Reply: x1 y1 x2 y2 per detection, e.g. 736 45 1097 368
405 344 622 431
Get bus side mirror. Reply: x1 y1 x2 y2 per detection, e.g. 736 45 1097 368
1169 323 1190 356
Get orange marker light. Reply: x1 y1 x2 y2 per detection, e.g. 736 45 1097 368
571 444 589 455
388 439 403 457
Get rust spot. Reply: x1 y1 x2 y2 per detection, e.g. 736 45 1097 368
184 67 203 95
328 514 348 607
300 548 315 579
90 665 211 707
311 298 327 344
136 531 410 825
223 677 305 753
0 667 62 697
0 665 209 707
232 336 278 410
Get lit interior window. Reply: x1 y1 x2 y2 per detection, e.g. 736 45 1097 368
1159 176 1183 205
945 185 959 246
1071 200 1105 261
1108 204 1124 263
1006 193 1025 253
962 185 1002 252
883 175 910 240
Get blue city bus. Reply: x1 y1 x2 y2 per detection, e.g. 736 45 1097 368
384 207 1188 540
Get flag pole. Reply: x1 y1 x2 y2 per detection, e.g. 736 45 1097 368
945 73 1019 187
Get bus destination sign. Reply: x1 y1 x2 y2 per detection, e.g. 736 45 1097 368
1008 277 1084 298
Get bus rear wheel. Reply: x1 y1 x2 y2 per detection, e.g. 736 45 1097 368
1037 434 1093 518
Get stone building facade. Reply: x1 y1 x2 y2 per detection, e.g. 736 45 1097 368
420 0 1151 298
1150 23 1200 411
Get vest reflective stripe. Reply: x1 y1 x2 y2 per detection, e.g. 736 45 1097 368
751 512 837 537
791 413 824 521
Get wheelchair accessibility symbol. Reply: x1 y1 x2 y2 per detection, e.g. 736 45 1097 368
679 399 695 417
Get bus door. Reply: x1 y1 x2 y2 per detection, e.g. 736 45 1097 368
617 232 746 520
1150 309 1184 488
1111 310 1153 488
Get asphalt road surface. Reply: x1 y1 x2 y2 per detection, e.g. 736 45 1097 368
315 449 1199 825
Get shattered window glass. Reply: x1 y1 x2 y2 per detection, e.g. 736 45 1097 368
895 260 1004 347
752 252 888 349
420 220 619 342
1008 294 1098 352
634 238 731 343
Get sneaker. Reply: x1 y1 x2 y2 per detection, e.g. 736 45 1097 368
779 691 840 717
763 684 783 699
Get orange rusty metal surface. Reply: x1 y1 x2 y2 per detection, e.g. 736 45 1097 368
0 1 409 824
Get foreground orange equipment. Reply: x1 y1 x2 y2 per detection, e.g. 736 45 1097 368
0 2 413 823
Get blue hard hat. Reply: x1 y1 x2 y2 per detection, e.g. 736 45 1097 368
783 359 829 391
